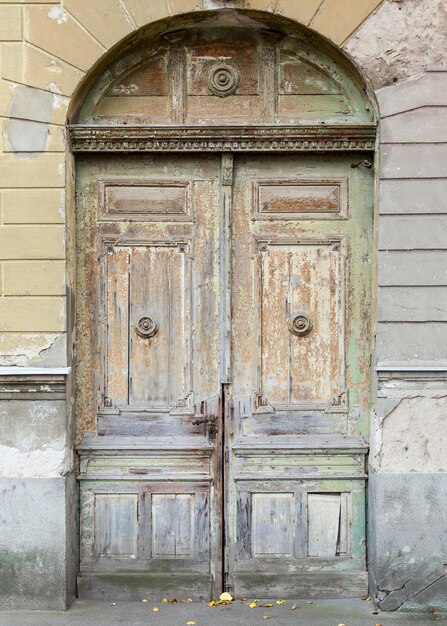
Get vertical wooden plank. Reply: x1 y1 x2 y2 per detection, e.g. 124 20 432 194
289 243 342 405
106 247 130 406
138 490 152 560
152 494 193 558
195 492 210 562
220 153 233 384
252 493 294 557
95 494 138 558
260 34 277 123
307 493 341 558
236 490 252 560
259 245 290 405
337 492 349 555
168 36 185 124
295 489 307 559
129 245 185 407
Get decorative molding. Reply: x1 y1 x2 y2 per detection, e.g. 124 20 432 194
207 63 240 97
0 373 68 400
69 125 376 153
376 365 447 383
0 367 71 375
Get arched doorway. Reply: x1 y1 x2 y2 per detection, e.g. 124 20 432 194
70 11 375 600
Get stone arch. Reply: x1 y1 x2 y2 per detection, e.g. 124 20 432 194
66 7 377 127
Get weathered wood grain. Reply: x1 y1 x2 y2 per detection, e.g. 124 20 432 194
307 493 341 557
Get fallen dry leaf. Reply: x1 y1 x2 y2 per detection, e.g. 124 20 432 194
161 598 168 603
219 592 233 604
276 599 286 604
338 623 346 626
249 602 258 608
187 599 193 603
262 617 270 620
208 600 218 608
291 603 299 610
362 595 371 601
110 603 116 607
186 622 196 625
262 603 273 608
141 599 148 603
153 607 159 612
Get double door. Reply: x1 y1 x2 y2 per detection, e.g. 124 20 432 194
76 152 373 599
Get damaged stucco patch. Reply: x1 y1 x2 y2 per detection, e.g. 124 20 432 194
0 396 70 477
370 377 447 471
344 0 447 90
0 333 67 367
0 444 67 478
377 564 447 612
7 85 61 154
380 395 447 471
369 472 447 612
7 119 49 153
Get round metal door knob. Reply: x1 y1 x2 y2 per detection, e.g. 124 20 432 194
136 315 159 338
288 312 313 337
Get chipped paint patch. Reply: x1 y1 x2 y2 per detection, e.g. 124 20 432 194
0 443 67 477
0 333 66 367
48 6 68 24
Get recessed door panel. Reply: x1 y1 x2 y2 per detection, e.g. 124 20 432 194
258 240 344 409
128 243 190 408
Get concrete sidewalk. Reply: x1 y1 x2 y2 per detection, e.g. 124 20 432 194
0 599 444 626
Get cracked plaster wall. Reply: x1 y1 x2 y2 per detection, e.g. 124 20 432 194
344 0 447 91
372 382 447 472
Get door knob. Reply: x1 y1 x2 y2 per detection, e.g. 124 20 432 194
288 312 313 337
136 315 159 338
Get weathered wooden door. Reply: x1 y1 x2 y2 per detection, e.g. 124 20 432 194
76 150 373 599
76 154 224 600
225 153 373 597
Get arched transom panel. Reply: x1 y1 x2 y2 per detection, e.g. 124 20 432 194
77 25 373 127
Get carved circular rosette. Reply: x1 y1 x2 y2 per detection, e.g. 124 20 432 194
288 312 313 337
136 315 159 339
207 63 240 97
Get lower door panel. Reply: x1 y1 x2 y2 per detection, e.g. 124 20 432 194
77 443 217 601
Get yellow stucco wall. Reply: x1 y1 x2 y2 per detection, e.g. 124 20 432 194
0 0 383 364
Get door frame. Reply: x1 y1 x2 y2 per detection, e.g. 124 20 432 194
71 124 376 598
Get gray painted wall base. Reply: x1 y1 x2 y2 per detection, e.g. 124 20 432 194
368 472 447 612
0 475 78 610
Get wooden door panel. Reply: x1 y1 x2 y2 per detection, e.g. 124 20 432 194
105 248 130 406
76 154 222 600
232 481 366 598
128 243 190 408
79 478 212 600
94 494 139 559
258 239 344 409
227 153 373 597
